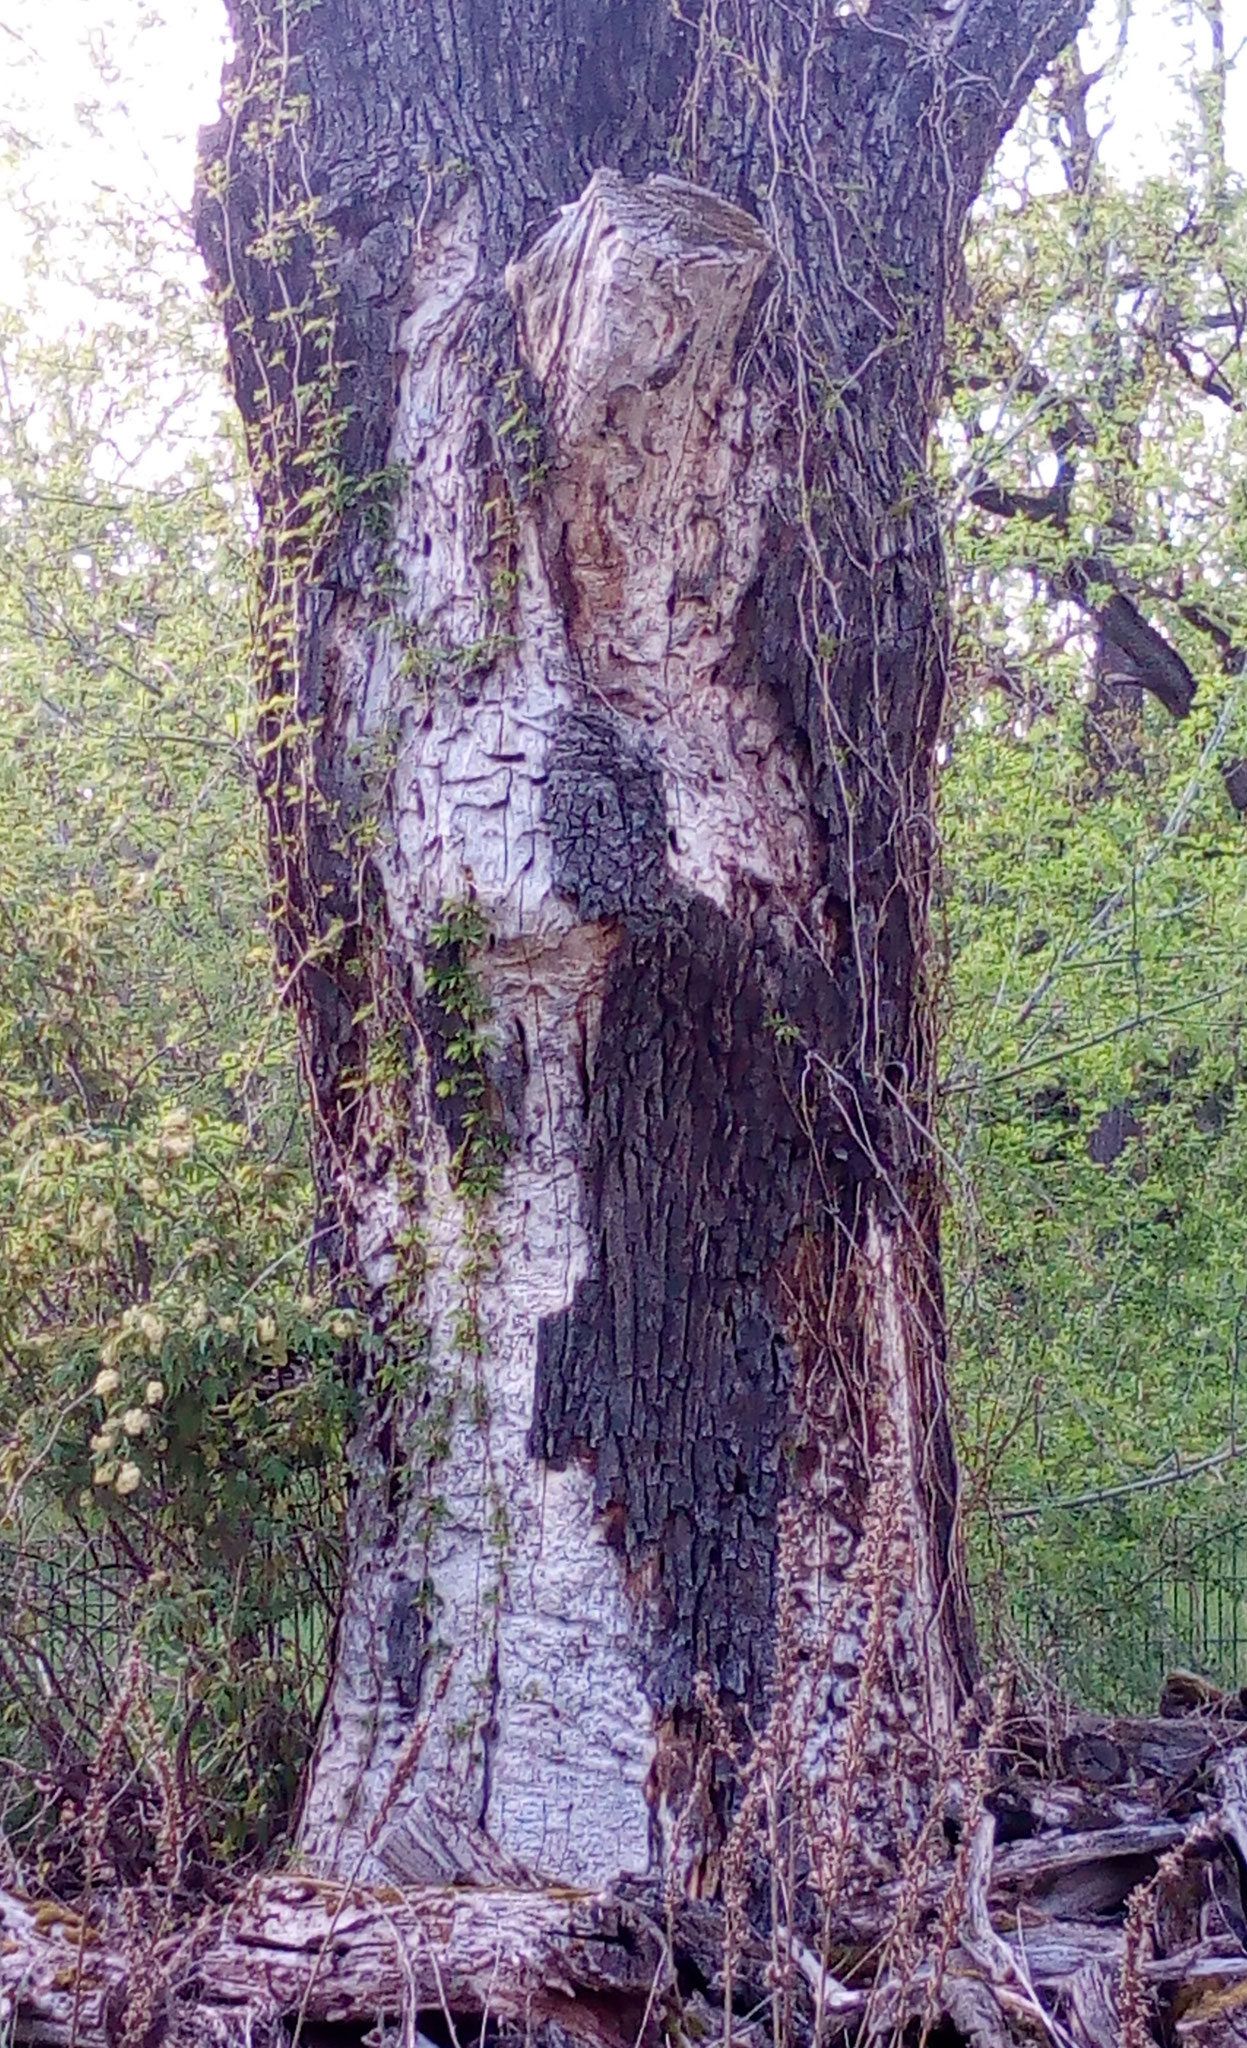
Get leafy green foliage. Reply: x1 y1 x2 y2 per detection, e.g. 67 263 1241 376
941 36 1247 1709
943 688 1247 1704
0 217 351 1868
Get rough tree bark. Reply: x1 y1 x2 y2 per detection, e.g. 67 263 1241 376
150 0 1129 2028
13 6 1247 2042
194 0 1085 1902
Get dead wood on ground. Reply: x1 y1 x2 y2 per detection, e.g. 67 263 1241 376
5 1706 1247 2045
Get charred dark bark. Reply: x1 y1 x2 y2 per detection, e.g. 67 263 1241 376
532 892 840 1714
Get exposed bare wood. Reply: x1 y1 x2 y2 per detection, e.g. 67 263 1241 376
1006 1709 1241 1794
0 1879 669 2048
1062 1958 1122 2048
990 1821 1188 1910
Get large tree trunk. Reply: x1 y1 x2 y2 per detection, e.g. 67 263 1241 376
196 0 1082 1916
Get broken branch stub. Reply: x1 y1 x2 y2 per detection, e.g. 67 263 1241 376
507 169 774 682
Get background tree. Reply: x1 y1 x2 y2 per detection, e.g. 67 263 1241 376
939 16 1247 1707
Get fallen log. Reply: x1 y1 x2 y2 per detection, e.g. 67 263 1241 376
0 1880 671 2047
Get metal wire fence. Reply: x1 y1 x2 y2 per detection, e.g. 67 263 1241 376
8 1504 1243 1732
0 1528 334 1699
980 1503 1247 1712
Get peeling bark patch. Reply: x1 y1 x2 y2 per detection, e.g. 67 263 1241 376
386 1575 433 1713
544 709 669 924
508 170 774 688
532 895 814 1714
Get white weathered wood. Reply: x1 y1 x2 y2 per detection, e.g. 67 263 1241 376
2 1760 1247 2048
1062 1959 1123 2048
991 1820 1188 1900
960 1815 1081 2048
1214 1750 1247 1869
0 1880 669 2048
